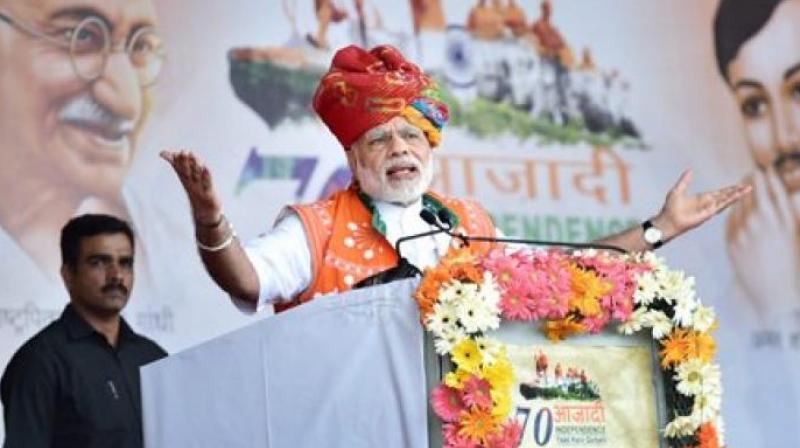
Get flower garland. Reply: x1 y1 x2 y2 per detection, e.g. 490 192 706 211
414 247 724 448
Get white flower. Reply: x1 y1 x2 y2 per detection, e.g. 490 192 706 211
618 307 647 335
573 248 599 258
455 293 482 333
635 251 663 267
674 359 721 396
663 414 700 438
433 326 467 355
478 273 502 307
643 310 673 339
692 305 716 333
475 336 503 364
439 280 478 304
691 388 722 424
659 271 696 305
633 272 660 305
714 416 726 446
456 293 500 334
473 303 501 332
426 302 458 338
671 294 697 328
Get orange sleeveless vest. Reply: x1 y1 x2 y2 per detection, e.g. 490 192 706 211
273 186 496 313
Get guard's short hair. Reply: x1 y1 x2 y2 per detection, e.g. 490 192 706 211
60 214 134 268
713 0 784 84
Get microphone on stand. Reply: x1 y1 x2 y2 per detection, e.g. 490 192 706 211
354 208 627 290
353 213 449 289
419 209 627 253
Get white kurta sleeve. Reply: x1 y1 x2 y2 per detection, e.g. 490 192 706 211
229 212 312 313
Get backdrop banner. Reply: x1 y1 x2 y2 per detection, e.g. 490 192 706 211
1 1 797 445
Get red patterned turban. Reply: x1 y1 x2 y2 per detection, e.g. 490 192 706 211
312 45 449 149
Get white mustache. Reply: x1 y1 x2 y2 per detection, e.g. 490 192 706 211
58 93 135 140
383 155 422 175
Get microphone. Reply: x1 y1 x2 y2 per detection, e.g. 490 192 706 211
353 211 450 289
355 208 627 290
420 208 626 253
421 209 470 247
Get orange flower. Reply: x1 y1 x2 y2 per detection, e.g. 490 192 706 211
449 263 484 284
659 329 717 368
567 264 610 317
685 331 717 364
544 317 586 342
414 267 452 319
458 408 499 445
697 423 720 448
660 329 691 369
442 247 477 267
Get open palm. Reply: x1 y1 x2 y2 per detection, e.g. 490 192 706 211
160 150 223 225
659 170 752 238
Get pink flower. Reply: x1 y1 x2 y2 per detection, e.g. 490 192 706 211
461 375 493 409
524 251 571 320
486 420 523 448
576 254 639 324
499 278 534 320
443 423 479 448
481 250 519 286
501 420 523 446
432 385 466 422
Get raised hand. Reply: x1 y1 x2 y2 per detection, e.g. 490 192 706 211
160 150 223 226
654 169 752 240
726 167 800 321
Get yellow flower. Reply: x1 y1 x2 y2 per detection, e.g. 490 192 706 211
660 329 691 368
482 356 514 391
544 317 586 342
686 331 717 364
451 339 483 374
568 265 611 317
458 408 499 445
444 369 470 389
490 388 512 419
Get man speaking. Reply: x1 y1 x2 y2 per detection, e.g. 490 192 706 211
162 45 751 312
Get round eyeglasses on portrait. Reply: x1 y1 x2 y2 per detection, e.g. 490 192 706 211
0 11 165 87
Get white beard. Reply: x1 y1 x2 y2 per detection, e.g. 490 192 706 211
356 154 434 205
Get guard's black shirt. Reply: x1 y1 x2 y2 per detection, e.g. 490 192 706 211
1 304 167 448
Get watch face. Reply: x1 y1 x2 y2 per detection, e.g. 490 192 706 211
644 227 663 244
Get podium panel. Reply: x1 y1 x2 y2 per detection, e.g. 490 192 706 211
424 322 669 448
141 279 428 448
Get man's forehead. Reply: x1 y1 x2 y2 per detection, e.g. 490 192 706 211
78 233 133 257
364 118 421 136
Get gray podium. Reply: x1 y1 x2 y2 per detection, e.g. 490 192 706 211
141 279 668 448
141 279 429 448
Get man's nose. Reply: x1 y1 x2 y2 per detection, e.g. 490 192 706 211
774 101 800 154
92 52 142 121
106 262 123 282
386 132 410 157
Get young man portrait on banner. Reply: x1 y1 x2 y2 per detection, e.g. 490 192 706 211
713 0 800 446
162 44 751 313
714 0 800 324
1 214 167 448
0 0 163 291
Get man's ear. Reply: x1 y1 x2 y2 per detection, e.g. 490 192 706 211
60 265 74 290
345 146 358 174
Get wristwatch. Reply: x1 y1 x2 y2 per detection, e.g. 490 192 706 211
642 220 664 249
